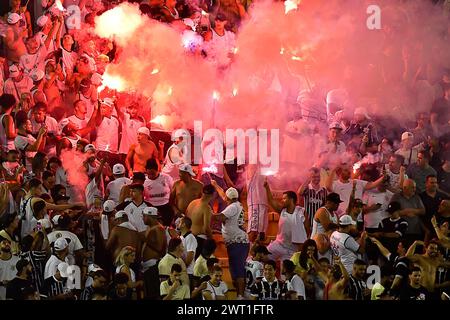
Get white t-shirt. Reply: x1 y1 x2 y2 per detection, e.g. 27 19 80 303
275 206 308 250
14 134 37 172
285 274 306 300
44 254 71 280
362 190 394 228
118 201 149 233
31 116 60 136
332 179 368 215
20 46 48 75
67 115 88 131
330 231 360 273
118 113 145 154
77 92 96 121
143 173 174 206
4 76 34 102
95 116 119 153
384 165 408 191
106 177 132 205
47 230 84 255
0 255 20 300
245 259 264 297
221 202 249 245
181 232 198 275
203 281 228 300
205 29 236 66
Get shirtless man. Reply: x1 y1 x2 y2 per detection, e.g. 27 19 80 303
4 13 27 63
125 126 163 175
170 164 203 218
141 207 167 299
185 184 215 258
324 257 350 300
407 239 450 295
105 211 142 262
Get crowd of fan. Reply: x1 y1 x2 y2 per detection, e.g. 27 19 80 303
1 0 450 301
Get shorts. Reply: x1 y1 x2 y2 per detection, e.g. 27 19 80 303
267 241 296 262
226 242 250 280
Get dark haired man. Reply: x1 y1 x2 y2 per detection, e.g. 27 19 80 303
399 266 431 300
407 150 437 194
5 259 33 300
0 93 17 158
250 260 283 300
116 183 151 233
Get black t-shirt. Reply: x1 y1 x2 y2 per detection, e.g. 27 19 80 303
6 278 33 300
108 287 133 300
437 167 450 194
420 191 449 226
379 217 408 253
399 285 431 300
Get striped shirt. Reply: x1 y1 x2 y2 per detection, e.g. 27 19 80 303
43 276 66 298
20 251 48 294
346 275 367 300
80 286 95 300
302 185 327 227
250 278 283 300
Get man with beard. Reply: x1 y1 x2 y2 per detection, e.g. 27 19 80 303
6 259 33 300
171 164 203 219
14 116 47 172
0 237 20 300
406 239 450 298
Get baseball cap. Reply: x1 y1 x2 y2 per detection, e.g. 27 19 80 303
387 201 401 214
101 98 114 108
7 13 22 25
30 69 45 82
37 218 52 229
179 164 195 177
52 214 61 226
54 238 69 251
401 132 414 141
103 200 116 213
57 262 69 278
113 163 125 175
84 144 96 153
329 122 343 130
8 65 20 78
326 192 343 204
137 126 150 137
225 187 239 200
88 264 103 273
143 207 158 216
115 210 126 219
339 215 357 226
36 15 49 28
354 107 371 119
172 129 188 141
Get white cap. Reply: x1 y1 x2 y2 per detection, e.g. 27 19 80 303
37 218 52 229
339 214 357 226
115 210 126 219
354 107 371 120
103 200 116 213
88 264 103 273
36 15 49 27
329 122 343 130
401 132 414 141
57 262 69 278
91 72 103 86
9 65 20 78
172 129 188 141
179 164 195 177
52 214 61 226
59 118 71 132
54 237 69 251
30 69 45 82
113 163 125 175
225 187 239 200
7 13 22 25
137 126 150 137
101 98 114 108
143 207 158 216
84 144 96 153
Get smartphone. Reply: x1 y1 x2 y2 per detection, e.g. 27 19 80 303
36 222 42 231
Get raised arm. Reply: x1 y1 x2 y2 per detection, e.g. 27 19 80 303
211 179 227 203
263 179 282 213
325 169 336 192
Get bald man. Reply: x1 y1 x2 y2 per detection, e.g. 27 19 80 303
391 179 426 246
